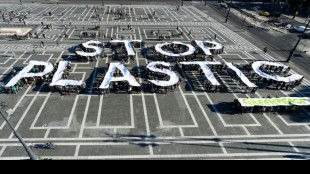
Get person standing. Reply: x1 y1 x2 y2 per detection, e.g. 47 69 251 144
11 51 15 58
251 87 257 94
12 86 18 94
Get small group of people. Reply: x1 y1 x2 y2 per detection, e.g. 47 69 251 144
80 31 97 38
51 83 87 95
131 40 145 48
45 23 53 29
1 8 29 25
4 76 39 94
99 81 141 95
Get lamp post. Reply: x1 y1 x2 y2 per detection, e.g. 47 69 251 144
242 17 246 31
0 102 40 160
286 19 310 62
225 0 233 23
293 0 305 20
262 0 265 9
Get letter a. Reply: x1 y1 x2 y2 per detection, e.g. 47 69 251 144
99 63 140 89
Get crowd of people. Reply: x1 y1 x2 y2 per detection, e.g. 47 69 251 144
98 63 141 95
49 61 87 95
107 41 144 62
1 8 29 25
148 41 224 62
145 63 181 94
177 62 225 93
237 62 304 93
254 63 303 90
75 41 105 61
191 40 225 56
3 61 86 95
3 64 53 94
0 8 33 40
151 44 189 62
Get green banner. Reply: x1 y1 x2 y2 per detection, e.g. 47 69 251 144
238 97 310 107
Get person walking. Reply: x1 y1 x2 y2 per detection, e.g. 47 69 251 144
263 47 268 54
11 51 15 58
33 48 37 55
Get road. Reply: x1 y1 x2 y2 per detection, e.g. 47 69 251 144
0 0 183 5
200 1 310 79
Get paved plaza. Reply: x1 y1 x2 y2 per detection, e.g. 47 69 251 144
1 3 310 160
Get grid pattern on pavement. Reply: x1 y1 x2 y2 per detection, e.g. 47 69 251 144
1 4 310 160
